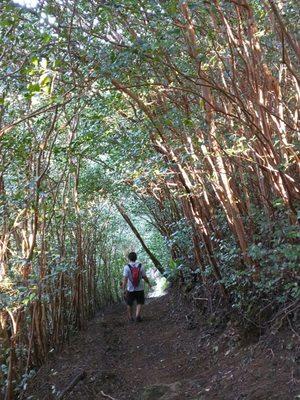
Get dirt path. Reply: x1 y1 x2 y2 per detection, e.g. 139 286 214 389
25 294 299 400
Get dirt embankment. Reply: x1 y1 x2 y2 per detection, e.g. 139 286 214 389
24 293 299 400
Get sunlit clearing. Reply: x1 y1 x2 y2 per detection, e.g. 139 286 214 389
15 0 38 7
148 268 168 298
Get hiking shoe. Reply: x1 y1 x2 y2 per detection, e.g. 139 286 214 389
136 316 142 322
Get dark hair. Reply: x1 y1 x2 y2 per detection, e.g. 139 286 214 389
128 252 137 262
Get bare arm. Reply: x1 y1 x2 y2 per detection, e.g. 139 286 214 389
143 275 152 288
122 276 128 290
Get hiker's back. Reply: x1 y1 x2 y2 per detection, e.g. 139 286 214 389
124 262 145 292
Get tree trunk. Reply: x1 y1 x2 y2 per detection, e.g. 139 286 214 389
115 203 164 274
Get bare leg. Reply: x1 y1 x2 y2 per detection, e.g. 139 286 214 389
127 305 133 320
136 304 142 319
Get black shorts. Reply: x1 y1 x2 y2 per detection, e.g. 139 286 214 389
126 290 145 306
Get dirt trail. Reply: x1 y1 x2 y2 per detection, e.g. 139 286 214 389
25 294 299 400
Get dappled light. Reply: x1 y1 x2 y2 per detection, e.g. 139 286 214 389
0 0 299 399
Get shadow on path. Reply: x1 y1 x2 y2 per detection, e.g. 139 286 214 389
24 293 298 400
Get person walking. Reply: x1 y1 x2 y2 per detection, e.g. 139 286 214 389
122 252 152 322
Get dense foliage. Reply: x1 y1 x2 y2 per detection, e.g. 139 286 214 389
0 0 299 398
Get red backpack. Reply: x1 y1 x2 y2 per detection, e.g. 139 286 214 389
128 263 142 288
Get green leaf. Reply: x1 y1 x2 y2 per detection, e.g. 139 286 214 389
27 82 41 93
39 74 51 87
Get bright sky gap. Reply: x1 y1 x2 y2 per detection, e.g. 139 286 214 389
15 0 38 7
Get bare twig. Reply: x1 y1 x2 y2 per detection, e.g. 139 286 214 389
57 371 86 399
192 296 208 301
287 316 300 340
100 391 119 400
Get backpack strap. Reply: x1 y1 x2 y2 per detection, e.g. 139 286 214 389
128 263 142 270
128 264 132 278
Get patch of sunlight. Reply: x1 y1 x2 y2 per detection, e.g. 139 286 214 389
15 0 38 7
148 268 168 298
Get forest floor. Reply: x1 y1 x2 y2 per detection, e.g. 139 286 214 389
24 292 299 400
